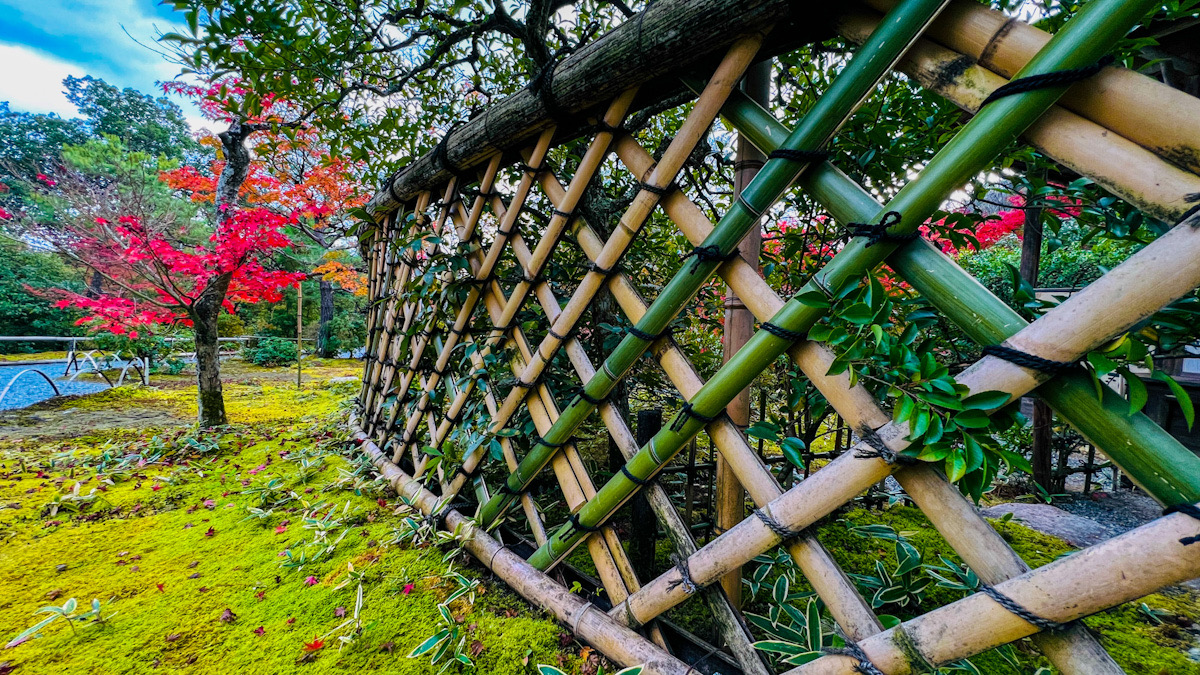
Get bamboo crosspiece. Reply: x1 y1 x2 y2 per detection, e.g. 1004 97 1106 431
349 0 1200 671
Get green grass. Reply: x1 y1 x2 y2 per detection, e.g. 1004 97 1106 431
0 376 576 674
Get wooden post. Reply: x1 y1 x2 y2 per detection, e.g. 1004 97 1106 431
296 282 303 389
1020 188 1053 493
716 59 770 607
633 410 662 580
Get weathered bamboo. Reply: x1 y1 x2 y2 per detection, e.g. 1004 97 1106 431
785 507 1200 674
500 171 780 674
420 92 641 488
346 420 693 675
524 0 1143 569
604 136 1122 675
618 198 1200 626
485 35 765 446
363 0 841 213
715 85 1200 505
480 0 949 527
444 205 673 652
535 155 885 641
837 8 1200 221
389 133 553 460
862 0 1200 175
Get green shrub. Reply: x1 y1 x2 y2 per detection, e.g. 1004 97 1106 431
244 337 297 366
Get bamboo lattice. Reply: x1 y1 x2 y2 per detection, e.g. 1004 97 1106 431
350 0 1200 672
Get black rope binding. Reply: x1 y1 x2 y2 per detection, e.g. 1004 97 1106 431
681 244 739 274
587 261 619 278
848 211 918 248
666 554 699 595
572 387 606 407
533 434 569 450
562 513 601 538
854 427 918 465
626 325 672 343
979 55 1115 108
529 52 569 121
500 481 527 498
982 345 1075 376
620 464 655 487
822 638 886 675
1164 503 1200 545
640 181 673 196
432 120 466 174
453 463 481 481
669 402 722 432
761 321 807 343
979 584 1068 632
552 208 575 220
753 508 801 540
768 148 830 163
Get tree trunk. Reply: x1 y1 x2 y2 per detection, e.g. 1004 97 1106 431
318 279 336 358
192 273 232 428
87 269 103 299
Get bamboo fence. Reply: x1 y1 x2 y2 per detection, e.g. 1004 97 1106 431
350 0 1200 672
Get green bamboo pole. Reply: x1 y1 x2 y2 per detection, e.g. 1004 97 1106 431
715 75 1200 506
478 0 952 527
525 0 1156 569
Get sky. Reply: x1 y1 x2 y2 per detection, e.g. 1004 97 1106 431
0 0 208 130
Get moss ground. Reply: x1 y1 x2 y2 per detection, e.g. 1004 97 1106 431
0 363 577 674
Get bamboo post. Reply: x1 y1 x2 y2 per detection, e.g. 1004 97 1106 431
716 59 771 607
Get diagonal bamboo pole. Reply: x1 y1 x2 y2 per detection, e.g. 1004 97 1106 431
382 151 523 457
533 164 886 641
480 0 951 527
522 0 1155 570
862 0 1200 176
716 85 1200 505
601 138 1122 675
487 182 774 674
346 421 694 675
444 206 673 652
485 35 766 444
785 506 1200 674
616 200 1200 627
836 8 1200 222
407 92 641 479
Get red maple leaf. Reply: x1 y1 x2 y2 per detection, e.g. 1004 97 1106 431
302 636 325 652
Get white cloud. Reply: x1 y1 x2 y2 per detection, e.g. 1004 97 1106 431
0 43 84 117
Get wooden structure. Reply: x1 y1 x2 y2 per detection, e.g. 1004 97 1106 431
350 0 1200 672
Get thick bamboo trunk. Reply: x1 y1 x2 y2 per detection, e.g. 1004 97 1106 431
363 0 836 214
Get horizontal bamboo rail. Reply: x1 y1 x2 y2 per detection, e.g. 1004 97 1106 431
346 419 692 675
